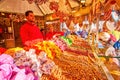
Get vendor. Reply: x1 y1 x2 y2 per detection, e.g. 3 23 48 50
20 10 43 46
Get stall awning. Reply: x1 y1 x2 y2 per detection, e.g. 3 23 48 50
0 0 43 16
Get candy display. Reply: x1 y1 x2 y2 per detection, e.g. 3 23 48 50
5 47 23 57
0 49 55 80
67 35 93 55
0 35 117 80
34 41 63 59
60 36 72 46
52 36 68 51
43 51 107 80
1 0 120 79
13 49 55 78
0 54 36 80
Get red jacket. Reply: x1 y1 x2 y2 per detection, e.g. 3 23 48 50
20 22 43 45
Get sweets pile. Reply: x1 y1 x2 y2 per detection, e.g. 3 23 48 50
42 51 107 80
0 35 108 80
0 41 58 80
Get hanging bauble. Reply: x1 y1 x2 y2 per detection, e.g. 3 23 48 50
49 1 59 12
103 9 112 21
110 0 116 5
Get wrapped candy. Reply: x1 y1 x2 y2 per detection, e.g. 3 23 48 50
99 32 110 42
113 39 120 50
41 60 55 75
49 1 59 11
35 41 62 59
111 10 119 22
0 47 6 55
60 36 72 46
5 47 23 57
0 54 13 64
38 51 55 74
52 37 68 51
0 54 36 80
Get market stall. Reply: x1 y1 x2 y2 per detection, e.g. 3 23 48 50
0 36 107 80
0 0 120 80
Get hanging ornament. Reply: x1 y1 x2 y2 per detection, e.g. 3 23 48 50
49 1 59 12
110 0 119 22
104 9 112 21
110 0 116 5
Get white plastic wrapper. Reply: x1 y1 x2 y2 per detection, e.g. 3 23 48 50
111 10 119 22
105 46 120 66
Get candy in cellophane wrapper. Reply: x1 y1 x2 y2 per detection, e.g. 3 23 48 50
113 40 120 50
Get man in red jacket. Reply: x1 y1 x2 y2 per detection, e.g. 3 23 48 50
20 10 43 46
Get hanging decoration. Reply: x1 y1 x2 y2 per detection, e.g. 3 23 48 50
103 9 112 21
49 1 68 21
95 1 102 14
110 0 116 5
92 0 104 17
49 1 59 12
109 0 119 22
92 0 97 16
49 1 59 19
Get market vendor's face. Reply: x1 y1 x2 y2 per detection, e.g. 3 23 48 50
26 13 35 22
